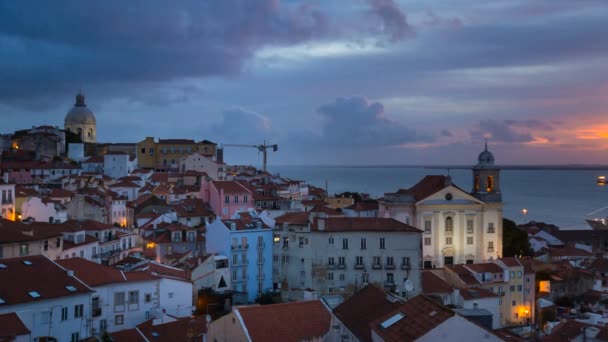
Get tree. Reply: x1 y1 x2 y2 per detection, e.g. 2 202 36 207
502 218 533 257
255 291 278 305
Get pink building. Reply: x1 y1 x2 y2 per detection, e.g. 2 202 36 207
209 181 253 219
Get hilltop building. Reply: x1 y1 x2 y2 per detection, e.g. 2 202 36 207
65 92 96 143
379 144 503 268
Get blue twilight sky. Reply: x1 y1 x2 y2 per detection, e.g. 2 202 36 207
1 0 608 166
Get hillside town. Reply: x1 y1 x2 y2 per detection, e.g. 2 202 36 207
2 94 608 342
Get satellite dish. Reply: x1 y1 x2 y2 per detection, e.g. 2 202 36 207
404 279 414 292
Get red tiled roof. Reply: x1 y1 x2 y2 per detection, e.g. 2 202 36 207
542 320 593 342
459 287 500 300
0 219 63 243
333 285 403 342
301 199 329 206
307 205 343 216
0 313 30 338
422 271 453 295
136 315 206 341
57 258 157 287
109 328 146 342
395 175 448 201
49 188 74 198
172 199 213 218
499 257 522 268
0 255 92 305
220 218 271 231
238 300 331 342
344 201 379 211
275 211 309 225
109 180 140 188
84 156 104 163
146 262 189 281
446 264 480 285
311 217 422 233
119 175 142 182
212 180 251 194
15 185 39 197
370 295 455 341
464 263 504 274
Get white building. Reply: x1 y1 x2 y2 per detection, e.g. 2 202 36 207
180 152 221 180
104 153 137 179
379 144 503 268
21 196 68 223
108 180 140 201
57 257 160 335
190 254 231 298
273 213 422 300
0 255 94 342
0 180 16 220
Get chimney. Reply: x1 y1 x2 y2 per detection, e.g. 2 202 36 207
256 221 262 229
317 218 325 231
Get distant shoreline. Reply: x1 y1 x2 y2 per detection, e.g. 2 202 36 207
270 164 608 171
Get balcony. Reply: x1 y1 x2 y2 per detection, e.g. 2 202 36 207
327 264 337 270
258 274 265 280
401 263 410 270
384 264 395 270
372 263 382 270
354 263 365 270
257 242 265 250
384 281 395 287
100 248 122 259
231 244 249 251
92 307 102 317
337 264 346 270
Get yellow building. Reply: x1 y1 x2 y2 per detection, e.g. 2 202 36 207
497 258 531 326
324 196 355 209
136 137 217 170
0 223 63 260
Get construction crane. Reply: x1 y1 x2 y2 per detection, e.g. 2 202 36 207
221 141 278 172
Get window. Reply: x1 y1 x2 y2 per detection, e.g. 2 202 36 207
328 257 335 266
114 292 125 312
424 237 431 246
488 222 495 233
327 272 334 280
61 307 68 321
342 238 349 250
514 312 519 319
168 293 174 299
328 237 334 245
512 300 516 307
517 285 523 292
115 314 124 325
487 176 494 192
373 256 381 266
386 256 394 266
361 238 367 249
467 236 473 245
467 219 474 234
424 220 432 234
387 273 394 283
19 244 28 256
339 273 345 281
362 273 369 284
402 257 410 267
258 281 263 294
234 196 239 204
446 237 453 245
128 291 139 305
244 195 248 203
225 196 230 204
380 238 386 249
44 240 48 251
56 237 61 247
356 256 363 266
445 217 453 234
338 257 345 266
488 241 494 252
510 285 515 292
71 333 80 342
74 304 84 318
517 271 522 278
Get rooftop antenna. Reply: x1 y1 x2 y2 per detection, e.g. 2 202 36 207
484 137 488 151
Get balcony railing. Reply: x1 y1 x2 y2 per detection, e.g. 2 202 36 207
337 264 346 270
327 264 336 270
100 248 122 259
384 281 395 287
401 263 411 270
257 242 265 250
372 263 382 270
354 263 365 270
384 264 395 270
231 244 249 250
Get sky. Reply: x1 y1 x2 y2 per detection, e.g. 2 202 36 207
1 0 608 166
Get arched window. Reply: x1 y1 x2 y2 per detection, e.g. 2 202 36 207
474 175 480 192
486 176 494 192
445 217 453 234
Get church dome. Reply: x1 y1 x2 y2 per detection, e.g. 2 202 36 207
65 93 96 125
477 141 495 167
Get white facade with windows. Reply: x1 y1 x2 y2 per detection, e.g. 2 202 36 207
104 153 137 180
273 217 422 300
0 182 16 220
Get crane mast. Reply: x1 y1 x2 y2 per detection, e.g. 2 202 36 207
220 141 278 172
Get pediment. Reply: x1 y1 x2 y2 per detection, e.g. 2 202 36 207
416 185 484 205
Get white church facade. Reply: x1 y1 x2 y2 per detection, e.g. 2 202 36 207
379 144 503 268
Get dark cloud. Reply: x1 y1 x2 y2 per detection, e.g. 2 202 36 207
209 107 275 145
441 129 453 137
0 1 329 106
422 10 463 29
368 0 415 42
316 96 427 146
470 119 555 144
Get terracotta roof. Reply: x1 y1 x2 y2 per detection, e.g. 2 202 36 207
158 139 196 145
459 287 500 300
549 243 594 258
0 255 92 305
172 199 213 218
344 201 379 211
119 175 142 182
49 188 74 198
109 180 140 188
57 258 157 287
464 263 504 274
499 257 522 268
311 217 422 233
542 320 595 342
0 313 30 338
62 234 99 249
220 218 271 231
109 328 146 342
64 219 114 231
333 285 403 342
307 205 343 216
301 199 329 206
0 219 63 243
446 264 480 285
146 262 189 281
212 180 251 194
15 185 39 197
275 211 309 225
84 156 104 163
370 295 455 341
422 271 453 295
238 300 331 342
136 315 206 341
398 175 449 201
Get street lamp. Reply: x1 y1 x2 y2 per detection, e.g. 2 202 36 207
522 208 528 223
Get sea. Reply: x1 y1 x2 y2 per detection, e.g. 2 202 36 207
269 166 608 230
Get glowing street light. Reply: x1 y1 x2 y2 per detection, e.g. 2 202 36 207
522 208 528 223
